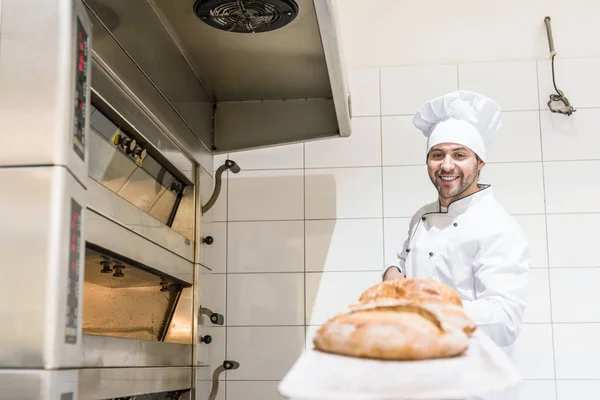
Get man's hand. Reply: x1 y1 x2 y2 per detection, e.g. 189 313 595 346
383 266 405 281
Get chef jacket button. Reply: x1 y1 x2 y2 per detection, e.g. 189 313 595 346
406 249 411 253
453 222 458 227
421 216 426 221
429 252 433 257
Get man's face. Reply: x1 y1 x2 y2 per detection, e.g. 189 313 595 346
426 143 484 203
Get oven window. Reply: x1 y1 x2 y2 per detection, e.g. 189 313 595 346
88 105 193 240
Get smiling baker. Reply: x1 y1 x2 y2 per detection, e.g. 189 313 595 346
382 90 530 355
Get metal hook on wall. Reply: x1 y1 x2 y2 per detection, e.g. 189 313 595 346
201 159 241 215
544 17 576 116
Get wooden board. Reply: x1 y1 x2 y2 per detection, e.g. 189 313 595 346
278 332 521 400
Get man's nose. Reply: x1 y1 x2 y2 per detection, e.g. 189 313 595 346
441 155 453 170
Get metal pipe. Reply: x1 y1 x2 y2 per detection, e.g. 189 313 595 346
544 17 555 55
201 159 240 215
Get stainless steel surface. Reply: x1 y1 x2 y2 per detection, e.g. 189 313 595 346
163 286 195 345
87 177 195 264
0 166 85 369
91 58 197 183
78 367 193 399
151 0 330 102
85 4 214 163
83 247 192 343
82 335 192 367
0 0 92 184
82 0 351 154
216 98 339 152
0 369 79 400
313 0 353 137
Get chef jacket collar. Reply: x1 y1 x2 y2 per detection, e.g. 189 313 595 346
436 184 492 215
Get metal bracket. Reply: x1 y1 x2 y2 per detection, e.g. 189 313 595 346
208 360 240 400
199 306 224 325
201 159 241 215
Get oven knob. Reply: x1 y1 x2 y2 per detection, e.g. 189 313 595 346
200 335 212 344
121 137 136 154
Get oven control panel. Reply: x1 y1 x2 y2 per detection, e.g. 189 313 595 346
73 17 89 161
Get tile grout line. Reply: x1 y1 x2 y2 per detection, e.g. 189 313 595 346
224 164 229 386
303 140 307 344
379 67 386 277
536 59 559 395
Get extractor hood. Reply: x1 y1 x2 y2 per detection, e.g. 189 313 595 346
82 0 352 159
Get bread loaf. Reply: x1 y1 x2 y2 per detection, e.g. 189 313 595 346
312 302 469 360
312 278 476 361
347 298 477 337
358 278 463 307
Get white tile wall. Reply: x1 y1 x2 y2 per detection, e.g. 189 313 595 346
541 109 600 161
382 165 438 217
381 116 428 166
458 61 539 111
546 214 600 267
305 167 382 219
550 268 600 322
517 380 556 400
227 381 286 400
226 327 304 380
554 324 600 379
486 111 542 163
227 221 304 273
305 117 381 168
380 64 458 115
203 221 227 273
383 217 411 267
544 160 600 214
213 58 600 399
480 162 546 214
513 215 548 268
523 269 551 323
227 273 304 326
514 324 555 379
228 143 303 170
227 169 304 221
556 380 600 400
348 67 380 117
537 57 600 109
305 271 382 325
305 219 383 272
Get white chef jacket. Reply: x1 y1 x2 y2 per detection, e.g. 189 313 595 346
386 184 530 348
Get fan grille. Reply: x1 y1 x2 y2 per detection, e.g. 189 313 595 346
193 0 299 33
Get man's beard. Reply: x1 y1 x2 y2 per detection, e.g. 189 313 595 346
430 167 478 199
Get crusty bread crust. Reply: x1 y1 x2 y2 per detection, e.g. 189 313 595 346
346 298 477 337
313 304 469 360
358 278 463 307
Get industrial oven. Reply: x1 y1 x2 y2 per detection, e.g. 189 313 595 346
0 0 351 398
0 1 227 398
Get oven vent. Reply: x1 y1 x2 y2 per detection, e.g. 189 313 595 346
193 0 299 33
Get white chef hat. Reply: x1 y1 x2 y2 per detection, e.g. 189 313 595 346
412 90 502 162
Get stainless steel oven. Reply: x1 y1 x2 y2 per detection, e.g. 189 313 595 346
0 0 351 397
0 0 224 398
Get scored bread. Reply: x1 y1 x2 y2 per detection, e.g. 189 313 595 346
346 298 477 337
357 278 463 307
312 302 469 360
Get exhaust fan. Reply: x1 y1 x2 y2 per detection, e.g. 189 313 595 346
193 0 299 33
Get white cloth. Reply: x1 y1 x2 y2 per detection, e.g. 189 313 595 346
412 90 502 162
383 185 530 399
